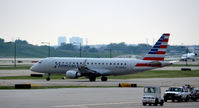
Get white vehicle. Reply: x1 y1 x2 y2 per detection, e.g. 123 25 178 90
164 87 190 102
142 86 164 106
30 33 172 81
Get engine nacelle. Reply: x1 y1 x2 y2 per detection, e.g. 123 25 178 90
66 70 81 79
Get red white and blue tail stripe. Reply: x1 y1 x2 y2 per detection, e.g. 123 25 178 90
142 33 170 61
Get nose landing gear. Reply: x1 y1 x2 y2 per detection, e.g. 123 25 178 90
46 73 51 81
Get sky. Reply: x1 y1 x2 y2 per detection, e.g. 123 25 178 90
0 0 199 46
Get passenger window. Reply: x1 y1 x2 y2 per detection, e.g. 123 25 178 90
117 63 119 65
98 63 100 65
110 63 112 65
87 63 89 65
113 63 115 65
121 63 123 65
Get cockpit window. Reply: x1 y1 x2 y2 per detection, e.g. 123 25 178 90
38 60 43 64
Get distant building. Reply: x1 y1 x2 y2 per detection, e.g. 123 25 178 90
70 36 83 46
58 36 66 46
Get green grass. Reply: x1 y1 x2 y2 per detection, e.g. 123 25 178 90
108 70 199 79
0 74 66 80
0 70 199 80
0 86 15 89
0 66 31 70
170 64 199 67
0 74 87 80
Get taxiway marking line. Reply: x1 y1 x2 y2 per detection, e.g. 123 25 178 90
52 101 138 107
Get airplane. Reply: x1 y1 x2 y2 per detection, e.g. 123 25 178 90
30 33 172 82
181 53 198 61
180 48 198 61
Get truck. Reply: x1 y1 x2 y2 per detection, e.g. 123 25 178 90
142 86 164 106
190 87 199 101
164 87 190 102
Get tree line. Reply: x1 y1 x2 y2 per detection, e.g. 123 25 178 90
0 38 194 58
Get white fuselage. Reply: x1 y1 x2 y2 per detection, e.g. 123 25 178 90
31 57 167 76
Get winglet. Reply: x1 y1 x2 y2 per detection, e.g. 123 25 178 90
142 33 170 61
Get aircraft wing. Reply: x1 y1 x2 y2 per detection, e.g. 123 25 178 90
88 68 111 75
77 59 111 76
78 66 110 76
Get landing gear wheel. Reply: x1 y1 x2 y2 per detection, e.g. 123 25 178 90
185 96 189 102
154 99 158 106
46 73 51 81
178 96 182 102
160 100 164 106
193 98 197 101
46 77 50 81
142 103 146 106
89 76 96 82
101 76 108 81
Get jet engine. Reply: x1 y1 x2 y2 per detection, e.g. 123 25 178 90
66 70 81 79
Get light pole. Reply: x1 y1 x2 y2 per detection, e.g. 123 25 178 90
109 49 112 58
41 42 50 57
14 40 16 67
79 43 82 57
186 48 188 66
73 42 82 57
105 48 112 58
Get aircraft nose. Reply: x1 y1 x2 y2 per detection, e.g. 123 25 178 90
30 64 38 72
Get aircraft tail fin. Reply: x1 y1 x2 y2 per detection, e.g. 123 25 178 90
142 33 170 61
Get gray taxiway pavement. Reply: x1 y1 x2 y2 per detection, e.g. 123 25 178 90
0 77 199 87
1 65 199 78
0 61 199 108
0 88 198 108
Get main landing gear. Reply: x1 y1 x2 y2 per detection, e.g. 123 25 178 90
88 76 108 82
101 76 108 81
89 76 96 82
46 73 50 81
